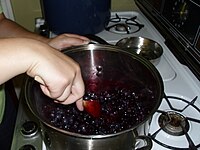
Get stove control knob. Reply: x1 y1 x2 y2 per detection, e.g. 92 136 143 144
21 121 38 137
19 144 36 150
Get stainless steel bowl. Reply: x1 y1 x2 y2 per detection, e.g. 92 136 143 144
116 37 163 65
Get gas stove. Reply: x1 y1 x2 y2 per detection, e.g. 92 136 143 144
11 1 200 150
96 11 200 150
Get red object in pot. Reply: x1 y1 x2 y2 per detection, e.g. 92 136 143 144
83 99 101 118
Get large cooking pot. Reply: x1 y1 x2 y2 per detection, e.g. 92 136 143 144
42 0 111 35
25 44 164 150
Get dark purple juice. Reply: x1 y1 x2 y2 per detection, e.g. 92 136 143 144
40 50 161 135
42 80 154 135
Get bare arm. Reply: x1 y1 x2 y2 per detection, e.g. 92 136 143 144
0 12 88 110
0 13 48 41
0 38 84 110
0 13 89 49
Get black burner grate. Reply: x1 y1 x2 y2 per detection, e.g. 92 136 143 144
105 13 144 34
149 94 200 150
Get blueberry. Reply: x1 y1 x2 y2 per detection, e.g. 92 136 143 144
42 85 154 135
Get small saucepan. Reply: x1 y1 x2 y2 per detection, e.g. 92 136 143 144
116 37 163 65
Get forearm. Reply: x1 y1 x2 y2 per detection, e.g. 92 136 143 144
0 14 49 43
0 42 26 84
0 37 85 109
0 38 47 84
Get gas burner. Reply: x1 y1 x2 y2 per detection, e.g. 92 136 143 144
115 23 131 33
158 111 189 136
149 95 200 149
105 14 144 34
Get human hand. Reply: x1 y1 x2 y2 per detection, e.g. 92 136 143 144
0 38 84 110
27 40 85 110
47 33 90 50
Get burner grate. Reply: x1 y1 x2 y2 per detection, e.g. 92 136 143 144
149 94 200 150
105 13 144 34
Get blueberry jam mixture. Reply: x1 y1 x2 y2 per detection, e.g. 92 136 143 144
42 86 155 135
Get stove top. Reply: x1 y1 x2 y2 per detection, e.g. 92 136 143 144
96 11 200 149
96 11 165 45
150 95 200 149
11 9 200 150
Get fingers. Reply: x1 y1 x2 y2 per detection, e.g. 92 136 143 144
49 34 90 49
55 72 85 111
76 99 84 111
62 33 89 41
39 78 84 111
36 61 85 111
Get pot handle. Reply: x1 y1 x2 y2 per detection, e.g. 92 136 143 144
135 136 152 150
84 34 110 45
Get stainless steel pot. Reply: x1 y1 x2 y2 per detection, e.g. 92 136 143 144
40 120 152 150
25 44 164 150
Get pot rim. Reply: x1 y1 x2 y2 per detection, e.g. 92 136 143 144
25 44 164 139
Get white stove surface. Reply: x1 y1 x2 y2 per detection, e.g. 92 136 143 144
97 11 165 45
96 11 200 150
11 10 200 150
97 11 200 96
